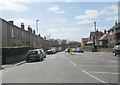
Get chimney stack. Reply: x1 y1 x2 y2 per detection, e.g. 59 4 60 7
38 34 41 37
115 21 117 25
28 26 32 33
44 36 46 40
9 21 14 25
33 30 35 34
104 30 106 34
21 23 24 30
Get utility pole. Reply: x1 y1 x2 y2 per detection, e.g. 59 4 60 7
94 21 98 52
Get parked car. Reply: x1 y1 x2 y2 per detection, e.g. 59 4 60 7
36 49 46 58
65 48 70 53
76 47 84 53
72 48 76 52
26 49 45 62
113 45 120 56
47 49 54 54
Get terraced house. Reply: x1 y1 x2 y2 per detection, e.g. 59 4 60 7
1 18 54 49
108 22 120 47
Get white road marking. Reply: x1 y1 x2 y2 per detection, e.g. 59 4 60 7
109 60 118 62
79 65 119 67
81 70 107 83
91 72 120 75
65 57 68 60
65 57 77 67
69 60 77 67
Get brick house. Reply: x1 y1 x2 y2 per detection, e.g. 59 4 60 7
89 31 104 45
99 33 108 47
108 22 120 47
81 38 89 47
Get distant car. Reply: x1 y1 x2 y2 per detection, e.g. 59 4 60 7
47 49 54 54
72 48 76 52
65 48 70 53
76 47 84 53
26 49 44 62
113 45 120 56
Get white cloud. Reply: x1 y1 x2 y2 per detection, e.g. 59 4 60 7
47 27 93 41
0 0 29 12
48 5 64 14
101 5 118 15
77 20 93 24
75 10 99 20
75 5 118 20
106 16 118 21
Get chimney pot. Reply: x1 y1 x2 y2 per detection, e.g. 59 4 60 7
28 26 32 33
115 21 117 25
33 30 35 34
104 30 106 34
9 21 14 25
21 23 24 29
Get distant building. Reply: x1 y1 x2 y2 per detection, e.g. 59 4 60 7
108 22 120 47
81 38 89 47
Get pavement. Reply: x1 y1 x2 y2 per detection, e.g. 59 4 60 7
1 60 26 70
1 51 119 83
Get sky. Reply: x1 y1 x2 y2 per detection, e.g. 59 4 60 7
0 0 119 42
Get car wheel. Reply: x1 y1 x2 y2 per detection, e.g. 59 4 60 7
41 57 44 61
26 59 29 62
113 52 116 56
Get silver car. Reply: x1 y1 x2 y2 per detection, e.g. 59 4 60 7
113 45 120 56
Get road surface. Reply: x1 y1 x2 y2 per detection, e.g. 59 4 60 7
1 52 119 83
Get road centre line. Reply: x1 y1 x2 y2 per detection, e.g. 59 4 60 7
69 60 77 67
65 57 77 67
65 57 68 60
90 72 120 74
81 70 107 83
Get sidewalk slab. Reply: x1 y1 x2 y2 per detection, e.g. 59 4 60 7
1 61 26 70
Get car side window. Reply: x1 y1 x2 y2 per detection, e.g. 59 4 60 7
39 50 42 54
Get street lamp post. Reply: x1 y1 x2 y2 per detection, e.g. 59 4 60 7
36 20 39 35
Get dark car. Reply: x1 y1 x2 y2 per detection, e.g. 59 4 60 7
113 45 120 56
26 49 44 62
76 47 84 53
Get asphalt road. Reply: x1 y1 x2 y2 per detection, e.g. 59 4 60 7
1 51 119 83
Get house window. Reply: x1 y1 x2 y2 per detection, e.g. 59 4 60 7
11 29 14 38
